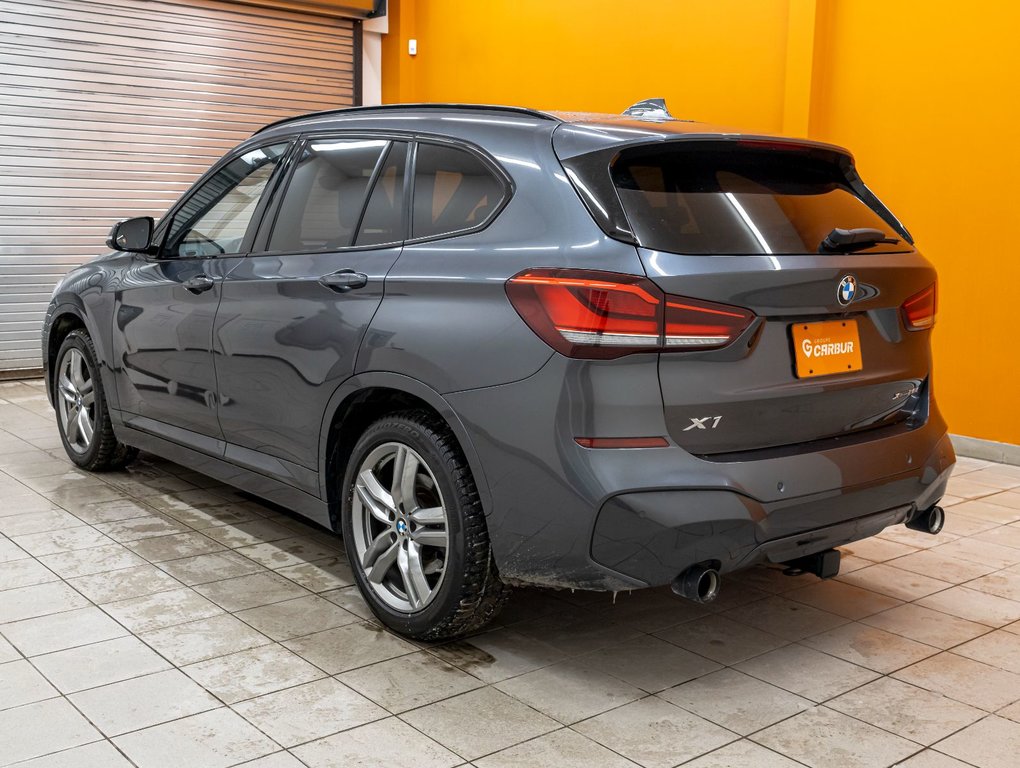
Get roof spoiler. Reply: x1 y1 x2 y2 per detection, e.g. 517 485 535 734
623 98 674 120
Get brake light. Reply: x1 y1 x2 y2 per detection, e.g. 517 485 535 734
901 283 937 331
506 268 755 359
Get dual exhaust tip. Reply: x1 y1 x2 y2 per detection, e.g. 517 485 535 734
670 505 945 605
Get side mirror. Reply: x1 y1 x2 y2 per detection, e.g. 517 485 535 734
106 216 154 253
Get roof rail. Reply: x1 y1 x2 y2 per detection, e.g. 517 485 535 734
253 103 561 135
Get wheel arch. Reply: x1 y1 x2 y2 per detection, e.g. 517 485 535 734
44 300 104 408
318 372 492 531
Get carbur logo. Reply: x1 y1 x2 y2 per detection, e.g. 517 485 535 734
837 275 857 306
802 338 855 358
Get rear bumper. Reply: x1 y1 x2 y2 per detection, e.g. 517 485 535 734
445 354 955 591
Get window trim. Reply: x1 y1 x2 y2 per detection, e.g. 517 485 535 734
150 138 297 261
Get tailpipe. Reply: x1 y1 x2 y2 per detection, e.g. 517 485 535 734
906 505 945 535
672 564 721 604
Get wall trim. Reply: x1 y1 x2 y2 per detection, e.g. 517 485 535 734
951 434 1020 467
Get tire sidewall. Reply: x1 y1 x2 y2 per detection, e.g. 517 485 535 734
341 416 470 637
54 331 109 468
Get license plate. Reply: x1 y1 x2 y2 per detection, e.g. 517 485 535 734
791 319 862 378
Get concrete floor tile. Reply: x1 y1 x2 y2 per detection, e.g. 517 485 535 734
282 622 416 674
320 585 376 621
578 634 721 693
576 696 737 768
654 613 788 666
842 536 919 563
951 498 1020 524
952 629 1020 674
235 595 358 641
32 636 171 693
0 557 59 590
916 586 1020 627
660 667 810 736
494 659 644 724
862 603 990 648
156 550 265 585
10 740 135 767
837 563 954 601
113 707 278 768
889 548 999 583
430 628 566 685
93 514 190 543
69 668 220 736
983 491 1020 511
0 536 30 563
233 754 306 768
183 643 324 703
401 687 558 761
273 557 353 592
38 542 147 578
722 595 848 641
232 677 386 747
682 740 805 768
294 717 461 768
200 519 297 549
67 563 183 604
126 532 226 562
68 499 158 525
801 621 939 674
754 707 918 768
0 698 102 764
235 537 339 569
0 633 19 663
893 652 1020 711
0 659 58 710
736 644 879 702
829 676 983 746
947 478 1004 501
965 570 1020 603
339 651 483 713
934 715 1020 768
139 613 272 666
0 581 89 623
785 579 903 620
0 509 84 537
194 571 311 612
13 526 113 557
475 728 638 768
1 606 128 656
102 587 224 633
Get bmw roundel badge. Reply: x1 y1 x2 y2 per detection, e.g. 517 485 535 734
837 275 857 306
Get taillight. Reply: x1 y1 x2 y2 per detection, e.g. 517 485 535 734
901 283 937 331
506 268 755 359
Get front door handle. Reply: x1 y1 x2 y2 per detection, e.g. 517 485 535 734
183 274 215 294
319 269 369 292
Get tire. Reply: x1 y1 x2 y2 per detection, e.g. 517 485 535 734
341 410 509 641
53 329 138 472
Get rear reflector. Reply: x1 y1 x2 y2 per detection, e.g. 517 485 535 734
506 268 755 359
901 283 937 330
574 437 669 449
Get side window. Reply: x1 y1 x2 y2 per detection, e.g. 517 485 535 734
167 143 288 258
268 138 388 252
355 142 408 246
411 143 506 239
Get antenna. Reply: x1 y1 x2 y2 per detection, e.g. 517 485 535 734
622 98 674 120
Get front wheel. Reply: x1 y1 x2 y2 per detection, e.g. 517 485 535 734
53 329 137 471
341 411 509 641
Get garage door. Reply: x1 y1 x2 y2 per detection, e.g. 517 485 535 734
0 0 359 371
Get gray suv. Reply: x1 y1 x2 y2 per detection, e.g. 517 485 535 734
43 102 954 640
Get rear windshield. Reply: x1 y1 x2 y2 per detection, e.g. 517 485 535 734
611 143 908 255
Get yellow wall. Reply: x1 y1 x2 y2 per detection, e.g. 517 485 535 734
382 0 1020 446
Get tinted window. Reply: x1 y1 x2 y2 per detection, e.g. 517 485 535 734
167 143 287 258
611 143 910 255
269 139 388 252
412 143 504 239
356 142 407 246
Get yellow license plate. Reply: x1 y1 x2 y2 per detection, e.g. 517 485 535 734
791 319 862 378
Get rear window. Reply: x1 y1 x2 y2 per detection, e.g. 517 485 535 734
611 143 909 255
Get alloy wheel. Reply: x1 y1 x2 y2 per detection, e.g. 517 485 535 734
56 347 95 455
350 441 450 613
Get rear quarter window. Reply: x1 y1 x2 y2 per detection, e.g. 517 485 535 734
411 143 506 239
611 143 911 255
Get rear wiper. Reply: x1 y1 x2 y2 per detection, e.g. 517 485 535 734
819 227 899 253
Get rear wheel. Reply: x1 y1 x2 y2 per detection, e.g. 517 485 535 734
54 330 137 471
341 411 508 640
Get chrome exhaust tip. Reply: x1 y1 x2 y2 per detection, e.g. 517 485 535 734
906 505 945 535
672 564 721 604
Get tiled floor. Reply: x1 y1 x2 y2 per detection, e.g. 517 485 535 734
2 378 1020 768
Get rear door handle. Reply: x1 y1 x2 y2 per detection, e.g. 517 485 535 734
183 274 215 294
319 269 369 292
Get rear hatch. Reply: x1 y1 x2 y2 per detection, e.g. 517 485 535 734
562 136 937 456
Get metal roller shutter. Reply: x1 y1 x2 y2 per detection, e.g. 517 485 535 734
0 0 359 371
